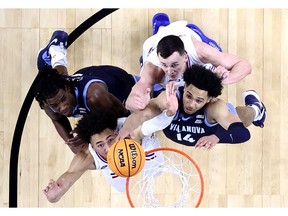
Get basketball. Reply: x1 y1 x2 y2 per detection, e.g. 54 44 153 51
107 138 146 177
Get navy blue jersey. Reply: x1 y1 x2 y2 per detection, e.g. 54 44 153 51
162 87 235 146
69 65 138 117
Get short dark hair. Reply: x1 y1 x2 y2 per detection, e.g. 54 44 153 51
156 35 185 58
183 64 223 98
74 109 118 144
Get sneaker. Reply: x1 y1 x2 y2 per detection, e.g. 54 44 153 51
152 13 170 35
242 90 266 128
37 30 68 70
186 23 222 52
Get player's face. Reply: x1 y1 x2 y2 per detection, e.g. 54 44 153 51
90 128 117 158
182 84 211 114
158 51 188 81
45 87 76 116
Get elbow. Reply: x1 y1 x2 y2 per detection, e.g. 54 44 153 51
233 127 251 143
216 122 251 144
240 128 251 143
239 59 252 78
245 60 252 76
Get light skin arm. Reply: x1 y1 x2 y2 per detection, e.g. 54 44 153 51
118 82 178 140
193 38 252 84
119 93 165 139
43 147 95 203
206 99 242 130
125 61 165 111
195 99 242 150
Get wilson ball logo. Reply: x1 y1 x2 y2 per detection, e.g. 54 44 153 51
117 143 138 169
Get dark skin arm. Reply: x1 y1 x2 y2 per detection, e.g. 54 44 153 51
43 104 84 154
66 83 128 152
43 82 128 154
86 82 129 117
67 83 129 152
54 65 68 76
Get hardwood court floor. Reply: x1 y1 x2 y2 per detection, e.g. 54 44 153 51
1 8 288 208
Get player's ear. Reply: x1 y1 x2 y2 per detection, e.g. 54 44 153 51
183 53 188 63
207 97 217 103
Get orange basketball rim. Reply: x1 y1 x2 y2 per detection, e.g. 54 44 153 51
126 147 204 208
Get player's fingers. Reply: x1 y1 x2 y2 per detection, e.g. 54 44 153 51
135 90 143 96
221 71 229 79
134 97 143 104
205 142 214 150
43 186 49 193
48 179 55 187
134 101 145 110
209 143 217 150
172 84 178 94
195 141 204 149
195 136 207 147
199 141 212 150
166 82 173 96
145 87 151 94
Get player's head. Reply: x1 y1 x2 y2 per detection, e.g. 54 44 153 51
75 109 118 158
181 64 223 114
34 65 77 116
157 35 188 81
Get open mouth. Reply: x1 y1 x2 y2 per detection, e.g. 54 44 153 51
184 107 194 114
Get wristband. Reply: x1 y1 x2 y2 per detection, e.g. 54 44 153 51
141 110 175 136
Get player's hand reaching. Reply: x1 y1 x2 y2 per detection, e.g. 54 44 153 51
212 65 229 80
129 125 144 144
115 129 132 142
43 179 61 203
133 87 151 110
66 131 86 154
165 82 179 117
194 134 219 150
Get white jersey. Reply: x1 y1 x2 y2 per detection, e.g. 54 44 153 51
142 20 214 88
88 117 161 192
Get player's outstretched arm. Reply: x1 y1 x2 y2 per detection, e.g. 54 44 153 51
118 82 178 140
193 39 252 84
126 61 164 112
43 105 83 153
43 150 94 203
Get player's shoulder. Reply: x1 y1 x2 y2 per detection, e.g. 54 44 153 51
205 98 225 111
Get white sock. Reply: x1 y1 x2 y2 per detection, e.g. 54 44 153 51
49 44 67 68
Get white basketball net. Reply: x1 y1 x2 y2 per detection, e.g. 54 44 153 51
126 147 204 208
